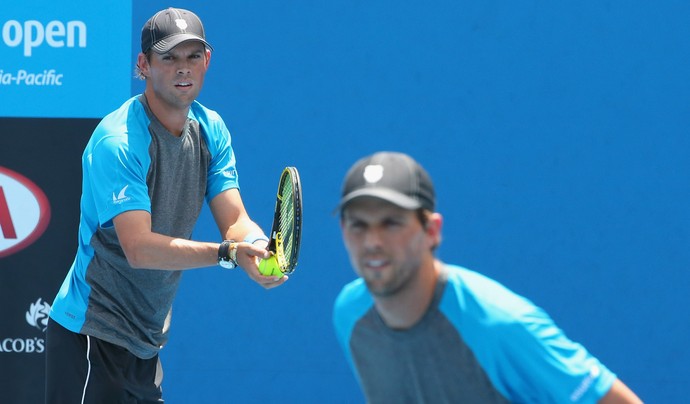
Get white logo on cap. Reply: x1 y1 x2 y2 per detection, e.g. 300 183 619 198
363 165 384 184
175 19 188 31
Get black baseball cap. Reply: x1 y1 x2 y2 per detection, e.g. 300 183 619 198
141 8 213 54
337 152 436 213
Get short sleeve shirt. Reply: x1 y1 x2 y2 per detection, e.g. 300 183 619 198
50 96 239 358
333 264 616 403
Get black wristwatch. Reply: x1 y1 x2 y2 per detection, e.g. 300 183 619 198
218 240 238 269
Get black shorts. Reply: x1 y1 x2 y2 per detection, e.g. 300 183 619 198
45 317 163 403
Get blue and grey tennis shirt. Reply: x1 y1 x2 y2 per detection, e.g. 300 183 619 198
333 264 616 403
50 95 238 359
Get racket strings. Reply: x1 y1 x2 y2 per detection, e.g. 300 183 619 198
271 167 302 274
278 179 296 267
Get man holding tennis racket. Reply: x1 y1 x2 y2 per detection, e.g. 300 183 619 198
333 151 641 403
45 8 285 403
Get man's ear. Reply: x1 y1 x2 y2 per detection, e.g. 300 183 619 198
426 212 443 249
136 52 150 77
205 49 212 68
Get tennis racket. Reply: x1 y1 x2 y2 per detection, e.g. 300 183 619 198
258 167 303 276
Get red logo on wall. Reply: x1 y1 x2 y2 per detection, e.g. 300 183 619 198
0 167 51 258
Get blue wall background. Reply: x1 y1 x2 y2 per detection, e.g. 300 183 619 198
130 2 689 403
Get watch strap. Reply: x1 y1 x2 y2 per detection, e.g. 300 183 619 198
218 240 238 269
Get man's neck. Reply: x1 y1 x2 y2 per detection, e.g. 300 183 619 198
142 91 190 136
374 259 442 330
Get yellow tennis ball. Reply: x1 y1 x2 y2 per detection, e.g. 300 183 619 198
259 255 283 277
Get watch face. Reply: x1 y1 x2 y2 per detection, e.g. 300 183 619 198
219 259 236 269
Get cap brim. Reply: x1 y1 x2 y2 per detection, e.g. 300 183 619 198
336 188 422 213
151 34 213 53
